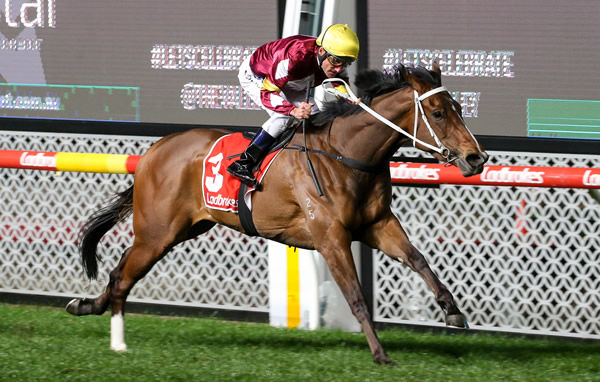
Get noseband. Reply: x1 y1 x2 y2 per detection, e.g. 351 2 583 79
322 78 468 163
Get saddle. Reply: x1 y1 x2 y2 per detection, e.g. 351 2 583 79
240 123 297 161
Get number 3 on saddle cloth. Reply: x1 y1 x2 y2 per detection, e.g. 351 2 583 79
202 132 282 215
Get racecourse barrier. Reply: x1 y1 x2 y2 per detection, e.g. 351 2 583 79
2 149 599 188
1 135 599 340
0 150 139 174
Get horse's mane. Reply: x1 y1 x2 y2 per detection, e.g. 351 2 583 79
311 64 440 125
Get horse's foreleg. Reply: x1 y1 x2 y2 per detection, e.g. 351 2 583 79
363 214 467 328
316 224 393 365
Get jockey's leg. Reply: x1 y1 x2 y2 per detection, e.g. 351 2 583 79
231 56 303 185
227 114 289 186
226 128 275 185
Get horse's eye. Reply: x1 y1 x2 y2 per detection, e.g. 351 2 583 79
432 110 444 120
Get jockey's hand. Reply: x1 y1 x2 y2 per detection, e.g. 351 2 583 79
351 97 362 105
290 102 313 119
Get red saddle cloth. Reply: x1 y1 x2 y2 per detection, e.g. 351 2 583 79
202 132 281 213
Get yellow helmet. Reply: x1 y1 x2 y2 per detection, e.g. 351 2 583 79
316 24 359 61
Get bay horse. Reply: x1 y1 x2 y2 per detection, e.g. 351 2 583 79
66 63 488 365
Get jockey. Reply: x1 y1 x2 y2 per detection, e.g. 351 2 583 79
227 23 360 186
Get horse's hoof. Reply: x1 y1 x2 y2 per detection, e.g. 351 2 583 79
66 298 93 316
372 351 395 366
373 356 397 367
111 343 128 352
445 313 469 328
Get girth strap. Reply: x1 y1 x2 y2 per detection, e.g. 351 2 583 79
237 182 259 237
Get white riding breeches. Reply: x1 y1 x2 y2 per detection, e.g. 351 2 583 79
238 56 326 138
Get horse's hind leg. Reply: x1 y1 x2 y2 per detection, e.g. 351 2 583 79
104 239 167 351
106 219 217 351
67 241 164 351
363 213 467 328
68 218 216 351
66 247 136 319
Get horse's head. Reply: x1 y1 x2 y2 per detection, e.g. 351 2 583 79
314 64 488 176
398 63 488 176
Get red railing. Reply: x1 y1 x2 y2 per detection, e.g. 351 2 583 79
1 149 599 188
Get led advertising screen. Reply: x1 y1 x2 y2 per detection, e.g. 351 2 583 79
367 0 600 139
0 0 278 127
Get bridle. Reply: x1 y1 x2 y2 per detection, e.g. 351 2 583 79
322 78 474 163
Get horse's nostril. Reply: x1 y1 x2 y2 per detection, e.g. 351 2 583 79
467 152 488 167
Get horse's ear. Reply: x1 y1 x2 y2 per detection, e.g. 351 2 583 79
431 61 442 86
398 63 409 81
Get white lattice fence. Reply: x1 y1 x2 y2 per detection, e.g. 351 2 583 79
1 131 599 339
0 131 269 312
375 148 600 338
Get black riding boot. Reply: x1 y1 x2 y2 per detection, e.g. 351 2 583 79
227 129 275 186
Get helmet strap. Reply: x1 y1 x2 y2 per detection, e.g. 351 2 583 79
316 47 327 67
317 52 327 67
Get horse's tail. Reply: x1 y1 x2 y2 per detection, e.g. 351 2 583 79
78 185 134 279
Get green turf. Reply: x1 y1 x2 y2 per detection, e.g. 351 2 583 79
0 303 599 381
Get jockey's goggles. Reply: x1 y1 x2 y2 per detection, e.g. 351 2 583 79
326 52 355 68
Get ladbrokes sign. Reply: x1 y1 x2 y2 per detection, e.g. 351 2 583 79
389 163 600 189
480 167 544 184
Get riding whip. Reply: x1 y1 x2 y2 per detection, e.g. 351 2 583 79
302 81 324 197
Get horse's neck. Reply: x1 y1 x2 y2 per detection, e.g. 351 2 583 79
328 90 413 166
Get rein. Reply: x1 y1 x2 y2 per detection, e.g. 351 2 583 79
285 144 382 173
281 77 470 193
322 78 456 162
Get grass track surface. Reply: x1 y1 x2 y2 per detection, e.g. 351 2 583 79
1 303 599 381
